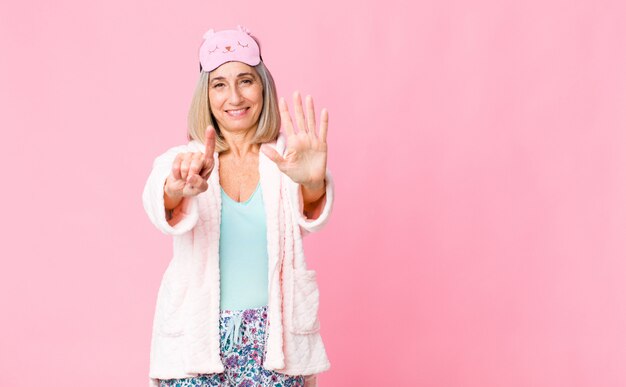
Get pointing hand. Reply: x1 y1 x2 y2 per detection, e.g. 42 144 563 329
164 125 217 198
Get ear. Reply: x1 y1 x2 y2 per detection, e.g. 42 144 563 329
203 29 215 39
237 25 252 35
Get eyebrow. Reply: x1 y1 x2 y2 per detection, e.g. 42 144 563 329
210 72 256 83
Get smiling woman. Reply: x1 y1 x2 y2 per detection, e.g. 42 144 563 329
187 59 281 154
142 25 334 387
208 64 264 136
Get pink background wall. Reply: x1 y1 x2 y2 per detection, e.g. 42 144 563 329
1 0 625 386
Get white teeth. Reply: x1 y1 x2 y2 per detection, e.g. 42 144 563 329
226 108 247 116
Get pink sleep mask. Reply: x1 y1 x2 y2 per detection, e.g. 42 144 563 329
198 25 261 72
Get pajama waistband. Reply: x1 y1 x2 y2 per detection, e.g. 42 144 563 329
220 305 268 352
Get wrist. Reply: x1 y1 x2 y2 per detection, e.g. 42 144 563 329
164 179 184 210
301 179 327 220
301 179 326 204
302 179 325 193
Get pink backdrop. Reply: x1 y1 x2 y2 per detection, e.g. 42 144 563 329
1 0 625 386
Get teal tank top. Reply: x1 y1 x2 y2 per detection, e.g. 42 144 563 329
219 182 269 311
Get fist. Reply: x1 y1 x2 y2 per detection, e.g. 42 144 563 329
164 125 216 198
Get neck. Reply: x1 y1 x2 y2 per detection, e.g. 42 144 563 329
220 127 259 159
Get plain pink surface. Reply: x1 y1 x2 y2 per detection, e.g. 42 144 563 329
1 0 625 386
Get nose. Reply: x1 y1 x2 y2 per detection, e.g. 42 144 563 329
225 46 232 51
227 86 244 105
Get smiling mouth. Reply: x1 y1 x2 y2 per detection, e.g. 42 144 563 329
225 107 249 117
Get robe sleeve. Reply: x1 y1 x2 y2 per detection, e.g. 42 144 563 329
142 144 200 236
287 169 335 237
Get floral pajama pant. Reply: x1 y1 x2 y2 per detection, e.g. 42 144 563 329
159 305 305 387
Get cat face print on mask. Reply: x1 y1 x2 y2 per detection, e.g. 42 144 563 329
199 25 261 72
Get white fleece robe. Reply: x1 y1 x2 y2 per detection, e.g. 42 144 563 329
142 133 333 387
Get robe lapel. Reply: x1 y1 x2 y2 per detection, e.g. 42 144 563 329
260 136 288 370
183 150 224 374
259 138 283 281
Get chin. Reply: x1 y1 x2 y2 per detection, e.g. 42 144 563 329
220 123 257 134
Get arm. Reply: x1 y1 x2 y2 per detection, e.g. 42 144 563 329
289 169 335 236
164 183 196 227
260 92 333 235
301 179 326 221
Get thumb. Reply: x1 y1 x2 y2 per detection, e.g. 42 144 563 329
261 144 286 169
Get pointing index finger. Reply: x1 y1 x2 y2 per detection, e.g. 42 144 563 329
205 125 216 159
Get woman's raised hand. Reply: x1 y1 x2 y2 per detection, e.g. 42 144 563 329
164 125 216 198
261 92 328 189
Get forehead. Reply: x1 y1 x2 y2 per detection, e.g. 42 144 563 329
209 61 257 79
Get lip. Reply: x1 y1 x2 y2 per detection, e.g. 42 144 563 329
225 107 250 118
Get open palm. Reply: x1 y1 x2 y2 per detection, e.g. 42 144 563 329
261 92 328 188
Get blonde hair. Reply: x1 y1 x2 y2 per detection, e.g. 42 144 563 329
187 61 281 153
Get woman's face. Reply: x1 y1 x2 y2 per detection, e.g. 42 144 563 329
208 61 264 136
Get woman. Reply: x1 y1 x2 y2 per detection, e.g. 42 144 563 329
142 26 334 387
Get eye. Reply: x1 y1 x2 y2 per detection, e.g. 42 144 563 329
208 45 218 54
241 79 253 84
237 41 248 48
212 82 225 88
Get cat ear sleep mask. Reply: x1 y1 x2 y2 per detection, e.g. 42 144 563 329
198 25 262 72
